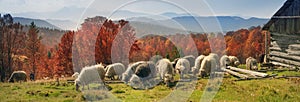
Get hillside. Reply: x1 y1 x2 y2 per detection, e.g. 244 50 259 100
127 16 269 32
129 21 187 37
46 19 77 30
22 26 66 49
14 17 61 30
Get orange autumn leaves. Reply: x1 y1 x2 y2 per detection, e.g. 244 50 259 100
53 17 267 77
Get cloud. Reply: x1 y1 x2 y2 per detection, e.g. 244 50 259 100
0 0 92 13
1 0 286 21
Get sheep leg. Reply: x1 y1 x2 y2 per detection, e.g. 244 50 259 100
76 84 80 91
180 72 184 80
112 76 115 80
117 75 121 80
81 84 84 91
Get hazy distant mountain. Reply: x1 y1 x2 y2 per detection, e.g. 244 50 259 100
160 12 195 18
129 21 187 37
20 25 65 49
46 19 77 30
13 17 61 29
127 17 157 23
127 16 269 32
12 7 149 23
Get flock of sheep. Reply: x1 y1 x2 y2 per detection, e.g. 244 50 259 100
71 53 259 91
6 53 259 91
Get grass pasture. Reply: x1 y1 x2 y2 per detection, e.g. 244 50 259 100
1 69 300 102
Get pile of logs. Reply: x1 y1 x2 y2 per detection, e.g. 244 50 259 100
269 43 300 69
222 66 269 80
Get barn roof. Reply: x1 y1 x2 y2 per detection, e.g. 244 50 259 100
263 0 300 34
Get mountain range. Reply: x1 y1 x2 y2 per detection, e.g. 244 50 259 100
127 16 269 32
13 17 61 30
12 11 269 34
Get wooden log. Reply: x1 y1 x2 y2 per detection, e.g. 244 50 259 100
271 41 294 46
269 47 282 52
269 51 300 62
271 37 298 44
227 66 268 77
221 68 249 79
269 61 296 68
270 41 280 47
269 56 300 66
286 49 300 56
288 44 300 51
271 33 300 38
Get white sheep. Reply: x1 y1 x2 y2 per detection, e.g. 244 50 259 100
156 59 175 86
175 58 191 79
209 53 220 62
121 61 146 83
228 56 240 67
128 61 160 89
199 54 218 77
183 55 196 68
75 64 106 91
246 57 258 70
220 55 230 68
105 63 126 80
135 61 157 78
192 55 206 76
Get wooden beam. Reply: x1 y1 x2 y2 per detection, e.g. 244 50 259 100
271 33 300 38
269 61 296 68
270 51 300 62
221 68 249 79
270 47 283 52
228 66 269 77
286 49 300 56
269 56 300 66
289 44 300 51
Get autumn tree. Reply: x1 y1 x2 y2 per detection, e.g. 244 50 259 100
110 20 136 65
95 19 137 65
73 16 106 71
244 27 264 59
26 22 42 79
0 14 25 82
54 31 74 76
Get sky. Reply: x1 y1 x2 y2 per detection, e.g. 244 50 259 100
0 0 287 21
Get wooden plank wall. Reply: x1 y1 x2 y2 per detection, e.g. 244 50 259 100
269 32 300 68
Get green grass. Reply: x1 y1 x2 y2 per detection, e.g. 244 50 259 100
0 81 83 102
1 71 300 102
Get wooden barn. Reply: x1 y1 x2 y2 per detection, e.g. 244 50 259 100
263 0 300 68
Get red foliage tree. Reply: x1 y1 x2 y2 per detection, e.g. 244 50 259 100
53 31 74 76
26 22 42 78
95 19 137 65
